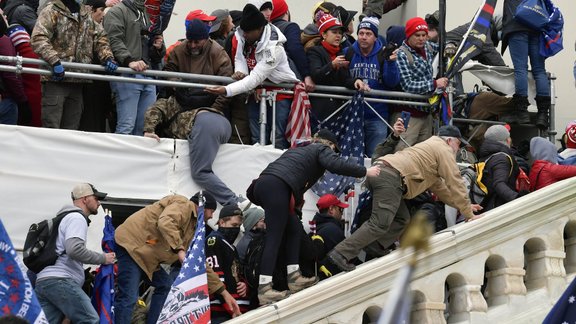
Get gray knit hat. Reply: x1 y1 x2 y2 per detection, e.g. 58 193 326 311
243 207 264 231
484 125 510 145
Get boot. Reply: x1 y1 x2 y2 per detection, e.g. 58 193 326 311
287 270 318 293
327 250 356 272
258 282 289 305
500 95 530 125
535 95 551 129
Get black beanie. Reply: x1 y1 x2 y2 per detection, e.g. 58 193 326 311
186 18 209 41
190 191 217 210
240 4 267 32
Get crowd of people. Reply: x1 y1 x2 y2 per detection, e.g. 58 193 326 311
3 0 575 322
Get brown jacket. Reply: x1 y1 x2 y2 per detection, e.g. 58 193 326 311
114 195 223 293
379 136 473 219
164 38 232 111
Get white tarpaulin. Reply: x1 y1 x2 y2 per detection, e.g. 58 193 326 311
0 125 365 252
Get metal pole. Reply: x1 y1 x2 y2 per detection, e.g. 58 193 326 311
270 91 277 148
438 0 446 78
259 89 267 146
548 73 557 142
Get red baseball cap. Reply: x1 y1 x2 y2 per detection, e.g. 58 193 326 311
316 194 349 210
186 10 217 22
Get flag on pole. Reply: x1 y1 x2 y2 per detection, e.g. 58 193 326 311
542 277 576 323
312 91 365 197
91 214 115 324
444 0 498 79
157 200 210 323
145 0 177 34
0 219 48 324
286 82 312 148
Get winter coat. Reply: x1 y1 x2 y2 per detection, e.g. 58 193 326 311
477 139 520 211
378 136 473 219
31 0 114 82
501 0 538 53
446 22 505 66
0 36 27 103
259 143 366 204
307 43 357 122
2 0 38 34
271 18 311 79
397 40 438 95
103 0 161 66
530 137 576 190
226 24 299 97
312 212 345 256
347 39 400 120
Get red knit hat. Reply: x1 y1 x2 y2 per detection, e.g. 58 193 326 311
405 17 428 39
270 0 288 21
566 120 576 148
317 13 344 35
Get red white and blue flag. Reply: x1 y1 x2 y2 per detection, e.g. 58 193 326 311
286 82 312 148
157 202 210 323
91 214 115 324
0 219 48 323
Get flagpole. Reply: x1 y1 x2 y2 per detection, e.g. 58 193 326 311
438 0 446 78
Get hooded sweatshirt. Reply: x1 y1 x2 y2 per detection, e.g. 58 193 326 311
530 137 576 191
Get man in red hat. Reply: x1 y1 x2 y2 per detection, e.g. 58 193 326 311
312 194 349 256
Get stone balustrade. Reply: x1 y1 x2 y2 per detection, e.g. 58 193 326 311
227 177 576 324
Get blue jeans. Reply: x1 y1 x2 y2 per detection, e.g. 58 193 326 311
507 31 550 97
364 118 389 157
0 98 18 125
35 277 99 324
111 75 156 135
114 245 173 324
248 97 291 149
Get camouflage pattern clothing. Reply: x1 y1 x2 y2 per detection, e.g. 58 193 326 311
31 0 114 83
143 96 224 139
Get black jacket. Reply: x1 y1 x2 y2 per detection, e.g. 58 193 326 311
478 139 520 211
501 0 537 53
312 212 345 257
2 0 38 34
307 44 357 122
260 143 366 203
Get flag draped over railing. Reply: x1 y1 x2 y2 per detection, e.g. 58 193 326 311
286 82 312 148
312 91 365 197
444 0 498 79
91 214 115 324
157 200 210 323
0 219 48 324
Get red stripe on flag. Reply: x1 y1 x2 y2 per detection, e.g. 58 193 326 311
286 82 312 148
482 3 494 15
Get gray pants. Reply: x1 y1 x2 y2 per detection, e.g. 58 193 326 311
188 111 237 206
41 82 84 129
392 112 433 152
334 165 410 260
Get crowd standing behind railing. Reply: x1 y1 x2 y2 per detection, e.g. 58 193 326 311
0 0 574 322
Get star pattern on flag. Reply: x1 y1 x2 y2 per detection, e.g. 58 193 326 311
312 92 366 197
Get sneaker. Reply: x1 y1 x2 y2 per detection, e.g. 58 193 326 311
327 250 356 272
287 270 318 292
258 282 290 305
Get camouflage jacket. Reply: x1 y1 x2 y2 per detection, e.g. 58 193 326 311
143 96 224 139
31 0 114 82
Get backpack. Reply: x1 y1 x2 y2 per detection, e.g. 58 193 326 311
271 20 302 80
23 209 83 273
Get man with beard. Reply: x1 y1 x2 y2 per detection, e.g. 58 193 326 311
34 183 115 323
144 19 243 207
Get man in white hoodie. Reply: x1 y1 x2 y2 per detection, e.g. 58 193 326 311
205 3 299 149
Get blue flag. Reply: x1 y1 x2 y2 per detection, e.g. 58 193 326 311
91 215 115 324
157 202 211 323
0 219 48 323
543 277 576 323
312 91 366 197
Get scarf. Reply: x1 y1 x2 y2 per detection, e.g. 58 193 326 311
321 40 340 61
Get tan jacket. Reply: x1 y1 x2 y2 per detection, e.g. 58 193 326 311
379 136 473 219
114 195 223 293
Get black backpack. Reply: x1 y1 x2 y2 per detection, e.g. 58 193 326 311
23 209 83 273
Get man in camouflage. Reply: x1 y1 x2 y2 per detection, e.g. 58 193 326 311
143 18 242 207
31 0 117 129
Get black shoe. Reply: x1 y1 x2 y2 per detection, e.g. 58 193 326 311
327 250 356 272
535 112 549 129
516 110 531 124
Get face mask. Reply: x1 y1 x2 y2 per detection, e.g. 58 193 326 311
218 227 240 244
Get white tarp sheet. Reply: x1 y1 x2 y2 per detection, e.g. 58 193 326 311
0 125 291 251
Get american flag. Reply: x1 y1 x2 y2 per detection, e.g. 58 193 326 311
543 277 576 323
0 219 48 324
312 91 365 197
157 202 211 323
286 82 312 148
91 214 115 324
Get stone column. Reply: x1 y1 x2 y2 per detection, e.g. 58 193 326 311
411 301 446 324
446 284 487 323
525 250 566 297
484 267 527 306
564 237 576 274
